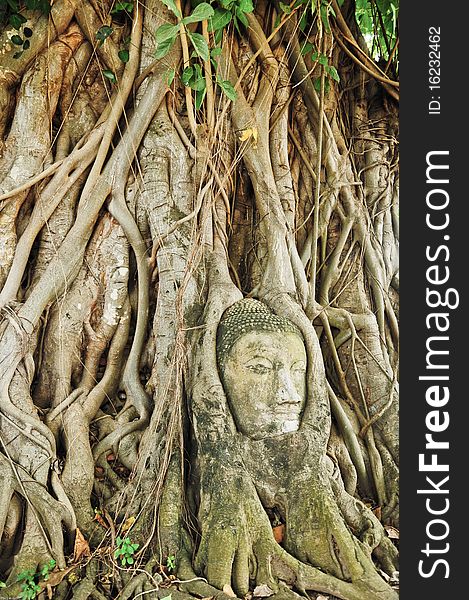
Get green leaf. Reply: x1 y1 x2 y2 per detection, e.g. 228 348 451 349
11 34 23 45
161 0 181 18
299 10 307 31
23 27 33 38
103 69 117 83
190 77 206 92
300 41 314 56
165 67 175 85
238 0 254 12
13 51 23 59
279 2 292 13
211 46 222 57
118 48 130 62
155 35 176 59
189 65 206 91
326 64 340 82
182 2 214 24
22 39 30 50
235 6 248 27
182 66 194 85
131 543 139 551
17 570 35 583
320 3 331 33
318 54 328 66
96 26 113 46
217 79 237 101
208 8 232 31
6 0 19 11
194 87 206 110
0 582 6 588
314 76 330 94
155 23 179 44
214 27 223 44
111 2 134 13
188 31 209 61
9 13 27 30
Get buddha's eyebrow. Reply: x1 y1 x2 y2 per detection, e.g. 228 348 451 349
243 344 274 353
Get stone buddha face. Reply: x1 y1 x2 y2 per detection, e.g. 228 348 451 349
217 300 307 440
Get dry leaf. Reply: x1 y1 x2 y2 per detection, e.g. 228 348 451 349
73 527 91 561
94 511 108 529
384 526 399 540
317 596 329 600
39 566 77 592
121 516 136 532
273 524 285 544
47 583 53 599
238 127 258 148
253 584 274 598
372 506 382 521
223 584 237 597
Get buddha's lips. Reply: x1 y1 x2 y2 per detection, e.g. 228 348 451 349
273 408 302 417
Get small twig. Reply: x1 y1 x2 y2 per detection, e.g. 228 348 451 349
176 0 197 136
0 159 64 204
309 31 326 305
46 388 85 424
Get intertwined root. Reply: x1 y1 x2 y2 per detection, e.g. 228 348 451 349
0 1 398 596
193 458 397 600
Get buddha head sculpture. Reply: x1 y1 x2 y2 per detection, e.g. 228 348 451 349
217 299 307 440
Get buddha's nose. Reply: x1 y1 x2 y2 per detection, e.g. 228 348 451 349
277 369 302 404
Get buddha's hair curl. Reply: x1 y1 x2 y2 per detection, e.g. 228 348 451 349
216 298 303 371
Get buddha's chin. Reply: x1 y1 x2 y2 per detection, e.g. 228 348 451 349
250 418 301 439
240 414 302 440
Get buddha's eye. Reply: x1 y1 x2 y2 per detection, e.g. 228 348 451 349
292 361 306 374
246 364 270 374
245 358 272 374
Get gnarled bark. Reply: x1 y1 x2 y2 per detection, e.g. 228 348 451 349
0 1 398 599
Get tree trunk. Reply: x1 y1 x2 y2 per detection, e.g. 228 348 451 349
0 1 399 599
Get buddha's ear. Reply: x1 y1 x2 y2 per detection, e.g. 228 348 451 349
190 281 241 444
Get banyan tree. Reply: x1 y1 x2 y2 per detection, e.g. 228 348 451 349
0 1 399 599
